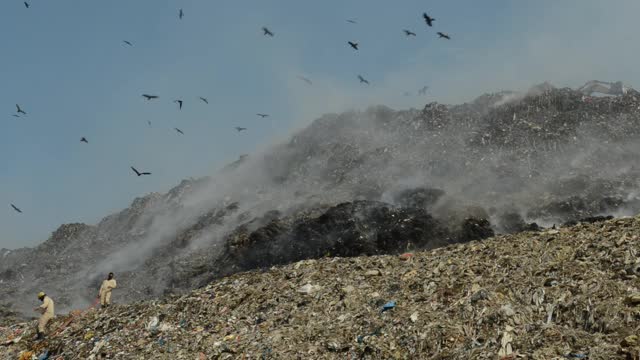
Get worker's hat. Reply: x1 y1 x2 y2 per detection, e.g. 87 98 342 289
37 292 45 299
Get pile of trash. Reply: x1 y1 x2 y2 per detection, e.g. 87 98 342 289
0 306 24 327
3 82 640 318
2 215 640 359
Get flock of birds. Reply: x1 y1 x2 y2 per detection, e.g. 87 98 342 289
9 5 447 215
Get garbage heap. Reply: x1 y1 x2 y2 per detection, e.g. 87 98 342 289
2 215 640 359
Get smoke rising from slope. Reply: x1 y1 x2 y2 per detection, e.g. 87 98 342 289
90 84 640 281
4 83 640 316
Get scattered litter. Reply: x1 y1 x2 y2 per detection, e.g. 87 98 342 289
409 312 418 323
297 283 321 294
625 293 640 305
564 353 588 359
145 316 159 331
381 301 396 313
398 253 414 261
18 351 34 360
364 269 381 277
357 327 382 344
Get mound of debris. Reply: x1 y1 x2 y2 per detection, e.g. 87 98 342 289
3 83 640 318
0 305 24 328
2 216 640 359
166 200 493 291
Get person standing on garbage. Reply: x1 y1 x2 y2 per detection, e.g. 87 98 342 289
33 292 54 340
99 272 117 308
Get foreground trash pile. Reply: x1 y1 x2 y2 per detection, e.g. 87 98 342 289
3 216 640 359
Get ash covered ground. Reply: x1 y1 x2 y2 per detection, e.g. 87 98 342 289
2 83 640 317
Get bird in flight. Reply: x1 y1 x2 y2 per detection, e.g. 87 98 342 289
348 41 359 50
80 137 88 143
10 204 22 213
24 2 29 8
174 100 183 110
235 127 247 132
16 104 26 115
199 97 208 104
262 27 274 37
358 75 370 85
437 32 451 40
418 86 429 95
131 166 151 176
346 19 357 24
256 113 269 118
404 30 417 37
123 40 133 47
174 128 184 135
297 76 313 85
423 13 435 27
142 94 159 100
179 9 184 19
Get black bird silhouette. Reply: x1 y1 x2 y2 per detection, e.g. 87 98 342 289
16 104 26 115
404 30 417 36
262 27 274 37
24 2 29 8
179 9 184 19
256 113 269 118
174 100 183 110
235 127 247 132
142 94 159 100
199 97 208 104
10 204 22 213
346 19 357 24
297 76 313 85
437 32 450 40
147 120 152 127
418 86 429 95
123 40 133 46
358 75 370 85
348 41 359 50
423 13 435 27
174 128 184 135
131 166 151 176
80 137 88 143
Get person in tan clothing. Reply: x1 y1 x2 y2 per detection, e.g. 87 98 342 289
99 272 117 308
33 292 54 340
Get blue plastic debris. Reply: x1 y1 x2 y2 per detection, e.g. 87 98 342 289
381 301 396 312
565 353 587 359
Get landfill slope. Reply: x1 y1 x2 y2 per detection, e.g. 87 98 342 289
2 216 640 359
3 83 640 317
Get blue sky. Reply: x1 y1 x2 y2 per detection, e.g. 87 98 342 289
1 0 638 248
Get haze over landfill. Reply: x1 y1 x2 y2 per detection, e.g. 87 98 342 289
2 0 640 249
